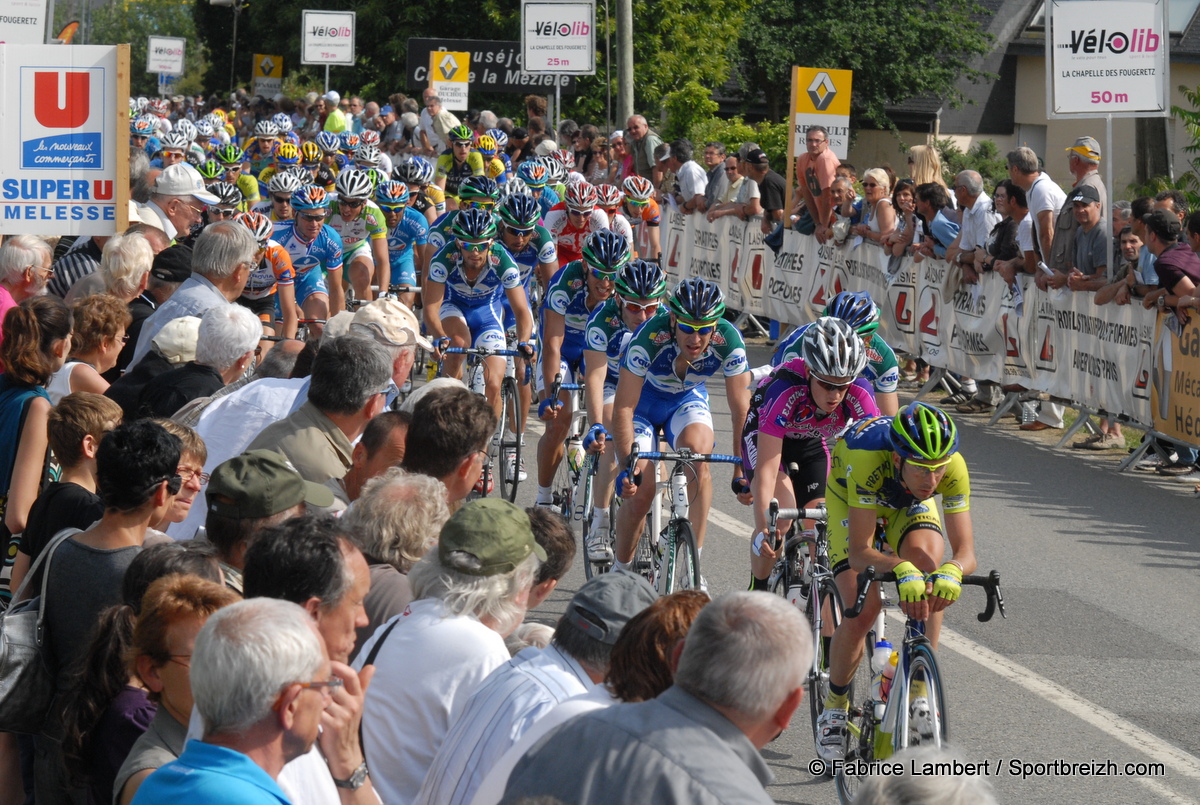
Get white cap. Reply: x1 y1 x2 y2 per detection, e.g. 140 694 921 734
324 90 340 104
152 163 219 204
151 316 202 365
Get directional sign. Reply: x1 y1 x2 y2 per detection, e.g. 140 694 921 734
146 36 185 75
301 10 355 66
521 0 596 75
252 53 283 99
430 51 470 111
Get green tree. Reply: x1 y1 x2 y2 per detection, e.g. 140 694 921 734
933 138 1008 190
88 0 207 96
736 0 993 127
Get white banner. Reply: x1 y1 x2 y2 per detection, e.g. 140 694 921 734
661 210 769 318
0 0 46 45
302 10 355 66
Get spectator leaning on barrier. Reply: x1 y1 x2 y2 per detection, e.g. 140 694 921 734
1095 227 1146 307
1007 146 1067 280
701 142 728 212
661 139 707 215
1044 136 1108 289
1064 185 1109 292
795 126 840 242
913 183 959 261
945 171 1001 283
745 148 787 236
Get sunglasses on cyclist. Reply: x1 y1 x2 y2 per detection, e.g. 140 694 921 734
272 195 292 204
506 226 535 237
626 198 649 207
811 374 855 392
676 319 716 335
338 199 365 208
378 203 407 213
467 201 495 210
567 207 591 216
207 207 237 219
459 239 493 253
621 298 659 314
299 213 326 222
590 267 617 280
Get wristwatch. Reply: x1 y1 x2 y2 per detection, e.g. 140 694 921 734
333 761 369 790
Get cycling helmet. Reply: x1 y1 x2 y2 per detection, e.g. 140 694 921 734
315 131 341 154
615 259 667 300
499 177 529 199
159 131 190 152
476 135 498 156
135 96 150 112
800 317 868 379
300 141 322 165
291 185 330 212
215 144 245 166
581 229 630 273
448 124 474 144
267 171 305 196
254 120 280 139
338 131 360 152
394 158 434 186
130 117 155 136
173 119 197 142
597 184 623 210
203 112 225 129
542 156 567 184
335 169 373 200
273 142 301 166
354 144 381 167
359 130 381 146
486 128 509 150
195 119 215 139
824 290 881 336
517 161 548 188
361 167 387 192
271 112 293 132
890 402 959 464
497 194 541 229
450 207 499 242
149 99 169 116
197 160 223 180
208 181 244 208
284 165 312 182
623 175 654 202
565 182 598 213
375 180 410 207
459 175 500 205
234 211 274 246
564 172 587 187
551 149 575 170
667 277 725 322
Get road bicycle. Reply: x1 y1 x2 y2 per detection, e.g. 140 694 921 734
833 565 1006 803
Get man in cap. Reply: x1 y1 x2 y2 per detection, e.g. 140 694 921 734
139 161 220 244
323 90 348 133
1047 135 1108 283
106 316 202 420
745 147 787 236
203 449 335 593
355 498 545 805
350 297 433 394
1065 184 1109 290
416 570 658 805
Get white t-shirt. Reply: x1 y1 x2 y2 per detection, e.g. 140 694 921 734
675 160 708 203
1026 173 1068 257
959 192 1002 252
735 176 761 205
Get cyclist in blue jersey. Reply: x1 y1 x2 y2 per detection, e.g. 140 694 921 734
517 161 559 219
130 116 160 158
423 208 536 417
487 128 514 179
428 176 501 255
612 278 751 574
375 181 428 310
536 230 629 508
273 185 345 338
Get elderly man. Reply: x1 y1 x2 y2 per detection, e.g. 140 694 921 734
503 591 811 804
660 139 707 215
129 220 256 366
247 335 392 488
0 235 54 358
131 598 329 805
944 171 1001 279
625 114 663 182
795 126 841 243
1048 136 1109 277
401 384 497 505
355 498 545 805
417 571 658 805
138 161 220 244
420 88 462 157
323 91 348 133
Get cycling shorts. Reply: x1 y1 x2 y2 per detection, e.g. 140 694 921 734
740 431 828 503
825 492 944 576
535 354 581 395
632 384 713 452
237 294 276 321
441 299 507 352
294 269 329 307
390 260 417 286
343 240 372 265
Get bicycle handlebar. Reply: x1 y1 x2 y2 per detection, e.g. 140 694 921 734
845 565 1006 622
548 372 583 402
441 346 533 385
625 443 743 474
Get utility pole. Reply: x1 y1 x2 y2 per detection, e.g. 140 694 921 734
616 0 633 127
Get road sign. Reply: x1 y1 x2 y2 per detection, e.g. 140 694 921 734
147 36 185 75
301 10 355 66
157 72 178 97
430 51 470 111
252 53 283 99
521 0 596 75
789 66 852 159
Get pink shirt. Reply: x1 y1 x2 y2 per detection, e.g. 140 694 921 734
0 285 17 372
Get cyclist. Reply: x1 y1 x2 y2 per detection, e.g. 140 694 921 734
243 120 281 174
233 211 299 343
543 156 569 201
202 182 243 227
130 117 159 157
300 141 338 192
813 402 975 763
597 183 635 254
358 131 393 175
435 124 485 208
376 180 428 309
256 141 302 197
328 169 389 302
272 112 301 146
486 128 513 178
423 208 536 419
393 158 443 224
536 229 627 504
197 159 224 188
428 176 500 254
622 175 662 261
474 134 508 184
580 258 666 559
611 278 750 575
253 172 304 233
274 185 345 337
771 290 901 415
153 131 189 169
741 318 879 586
544 182 609 266
518 160 558 219
315 131 345 175
215 144 261 210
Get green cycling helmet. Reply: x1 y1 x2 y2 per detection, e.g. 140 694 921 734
890 402 959 464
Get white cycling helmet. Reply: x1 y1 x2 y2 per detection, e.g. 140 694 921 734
800 316 868 380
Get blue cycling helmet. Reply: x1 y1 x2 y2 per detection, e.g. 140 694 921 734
890 402 959 464
291 185 330 212
459 175 500 205
581 229 630 273
487 128 509 149
315 131 341 154
450 207 499 242
825 290 881 336
517 160 548 188
667 277 725 322
497 194 541 229
375 180 410 206
615 259 667 300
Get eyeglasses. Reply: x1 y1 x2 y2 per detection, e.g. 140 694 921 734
167 654 191 668
299 213 326 222
181 202 205 217
862 182 879 188
676 320 716 335
458 239 493 253
27 262 54 276
296 678 345 694
467 200 495 211
621 298 659 314
811 374 855 392
452 141 472 148
806 138 826 144
626 198 649 207
272 195 293 204
567 208 591 216
339 199 365 208
177 467 210 486
590 268 617 280
378 203 407 213
725 167 739 173
207 206 236 219
506 226 535 237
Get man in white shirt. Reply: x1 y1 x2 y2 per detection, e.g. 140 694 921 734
944 170 1001 276
419 88 461 157
660 139 708 215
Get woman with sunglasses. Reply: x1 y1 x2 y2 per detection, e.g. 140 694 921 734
607 131 633 185
610 278 750 577
851 168 896 245
579 259 666 560
741 317 879 587
328 169 390 303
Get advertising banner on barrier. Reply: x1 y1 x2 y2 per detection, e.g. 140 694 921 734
1151 315 1200 442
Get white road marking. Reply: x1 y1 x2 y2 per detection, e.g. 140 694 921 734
1140 777 1197 804
707 506 751 538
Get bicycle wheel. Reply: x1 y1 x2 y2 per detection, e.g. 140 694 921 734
577 456 604 579
628 500 657 585
807 578 845 744
482 380 507 500
895 642 947 751
835 707 874 804
661 519 701 593
496 377 522 502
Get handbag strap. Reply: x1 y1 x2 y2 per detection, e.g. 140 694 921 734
4 528 79 643
362 616 401 668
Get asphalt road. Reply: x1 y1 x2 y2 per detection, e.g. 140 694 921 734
502 338 1200 804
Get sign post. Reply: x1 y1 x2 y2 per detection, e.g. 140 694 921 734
428 51 470 112
405 38 578 95
252 53 283 99
301 10 356 92
785 66 853 219
521 0 596 132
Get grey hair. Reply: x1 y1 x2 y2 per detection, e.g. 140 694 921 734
955 170 983 196
705 141 727 156
253 343 302 379
308 335 392 416
343 467 448 572
852 746 999 805
195 304 262 372
669 138 694 163
408 549 541 636
1006 146 1039 174
674 591 811 721
0 235 51 285
192 220 257 280
1113 199 1132 219
130 148 152 203
100 233 154 299
806 125 829 138
191 598 324 736
478 110 499 130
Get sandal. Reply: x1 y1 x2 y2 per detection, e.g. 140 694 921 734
956 399 994 414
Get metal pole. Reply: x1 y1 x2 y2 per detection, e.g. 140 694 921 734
325 64 330 94
1106 113 1114 281
229 0 239 91
44 0 55 43
555 80 562 140
604 0 611 133
616 0 633 125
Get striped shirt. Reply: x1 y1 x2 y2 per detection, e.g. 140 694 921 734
49 237 103 298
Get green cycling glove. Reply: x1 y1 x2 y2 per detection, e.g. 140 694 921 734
929 561 963 602
893 560 928 603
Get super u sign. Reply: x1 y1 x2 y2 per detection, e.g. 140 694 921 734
22 67 106 170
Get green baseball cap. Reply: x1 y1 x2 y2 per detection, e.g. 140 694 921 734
438 498 547 576
206 450 335 519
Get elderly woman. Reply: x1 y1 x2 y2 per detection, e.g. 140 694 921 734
66 232 154 305
852 168 896 245
47 294 132 403
0 235 55 357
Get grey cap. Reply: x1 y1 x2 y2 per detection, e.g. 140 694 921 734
563 570 658 644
